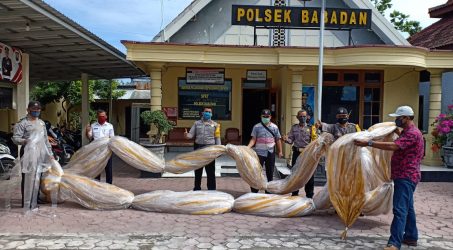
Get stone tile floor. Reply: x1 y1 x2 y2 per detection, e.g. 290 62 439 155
0 160 452 249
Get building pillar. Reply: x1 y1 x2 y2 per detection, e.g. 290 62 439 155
150 68 163 112
15 53 29 121
291 72 303 124
81 73 90 146
423 69 443 166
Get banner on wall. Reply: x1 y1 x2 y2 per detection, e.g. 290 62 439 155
302 86 315 124
0 42 22 84
186 68 225 84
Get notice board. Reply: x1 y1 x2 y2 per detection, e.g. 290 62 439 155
178 78 232 120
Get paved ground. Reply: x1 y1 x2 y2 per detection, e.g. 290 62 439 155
0 159 453 250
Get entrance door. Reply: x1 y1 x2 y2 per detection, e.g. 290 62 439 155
130 103 150 142
242 89 270 144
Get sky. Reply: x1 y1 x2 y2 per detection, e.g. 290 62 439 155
44 0 447 53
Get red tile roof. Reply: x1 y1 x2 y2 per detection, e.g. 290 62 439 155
429 0 453 18
408 16 453 50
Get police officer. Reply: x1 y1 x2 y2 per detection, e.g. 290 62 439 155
12 101 54 208
184 107 221 191
282 109 318 197
85 109 114 184
317 107 361 140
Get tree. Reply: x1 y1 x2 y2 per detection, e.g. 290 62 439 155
31 79 126 128
372 0 422 36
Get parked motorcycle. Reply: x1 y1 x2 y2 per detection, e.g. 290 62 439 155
0 131 18 158
0 140 15 180
45 121 74 165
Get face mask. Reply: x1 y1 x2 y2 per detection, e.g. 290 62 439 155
298 116 307 124
395 118 404 127
202 112 212 120
98 117 107 124
30 111 40 117
261 117 271 124
337 118 348 124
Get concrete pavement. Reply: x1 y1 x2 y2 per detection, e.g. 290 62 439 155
0 161 452 249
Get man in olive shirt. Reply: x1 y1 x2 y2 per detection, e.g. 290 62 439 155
317 107 361 140
184 107 221 191
283 109 318 197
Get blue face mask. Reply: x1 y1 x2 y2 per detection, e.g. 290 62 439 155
261 117 271 124
30 111 40 117
202 111 212 120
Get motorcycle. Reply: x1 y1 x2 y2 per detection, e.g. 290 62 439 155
0 131 18 158
0 140 15 180
44 122 74 166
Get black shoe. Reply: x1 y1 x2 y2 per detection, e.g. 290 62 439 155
193 187 201 191
402 239 417 246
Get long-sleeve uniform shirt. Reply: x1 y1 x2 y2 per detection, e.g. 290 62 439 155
12 116 52 154
186 120 221 146
321 122 361 140
286 124 318 149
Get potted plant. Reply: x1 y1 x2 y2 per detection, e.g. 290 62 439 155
139 110 174 177
431 104 453 168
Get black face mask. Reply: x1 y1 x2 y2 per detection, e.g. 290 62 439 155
395 118 404 127
337 118 348 124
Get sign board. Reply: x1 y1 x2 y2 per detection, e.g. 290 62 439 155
247 70 267 81
0 42 22 84
232 5 372 29
178 79 232 120
186 68 225 84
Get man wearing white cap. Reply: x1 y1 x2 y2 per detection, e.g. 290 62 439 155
355 105 424 250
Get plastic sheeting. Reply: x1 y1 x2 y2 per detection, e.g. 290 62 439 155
326 123 397 239
165 145 226 174
40 160 65 204
266 133 333 194
109 136 164 173
65 137 111 178
233 193 315 217
225 145 267 190
0 159 21 212
312 184 331 210
4 121 401 223
362 182 393 216
132 190 234 215
20 123 52 210
59 173 134 210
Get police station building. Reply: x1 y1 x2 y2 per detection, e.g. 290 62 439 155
122 0 453 165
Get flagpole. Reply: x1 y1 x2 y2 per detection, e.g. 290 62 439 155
317 0 326 121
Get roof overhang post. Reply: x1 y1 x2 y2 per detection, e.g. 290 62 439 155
109 79 113 122
81 73 90 146
15 53 30 121
149 64 165 111
423 69 445 166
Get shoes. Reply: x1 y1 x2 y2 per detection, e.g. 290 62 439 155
402 239 417 246
193 187 201 191
37 197 47 204
383 244 399 250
